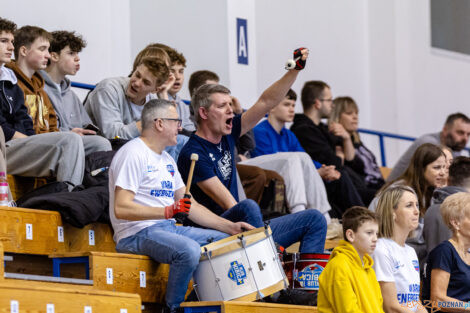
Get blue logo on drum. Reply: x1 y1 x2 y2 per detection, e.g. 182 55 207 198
296 263 324 289
228 261 247 285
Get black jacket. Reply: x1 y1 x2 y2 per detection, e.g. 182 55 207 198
0 79 35 141
290 114 343 168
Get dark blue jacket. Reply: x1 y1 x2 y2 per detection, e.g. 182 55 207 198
0 79 35 141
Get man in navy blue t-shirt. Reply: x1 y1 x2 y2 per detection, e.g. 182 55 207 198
178 49 327 254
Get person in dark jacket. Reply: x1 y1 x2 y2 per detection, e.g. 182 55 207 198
290 80 365 215
423 156 470 257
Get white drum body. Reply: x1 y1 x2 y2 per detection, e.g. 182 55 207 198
193 227 288 301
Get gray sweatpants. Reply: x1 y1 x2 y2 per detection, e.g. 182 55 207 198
81 134 112 155
240 152 331 215
6 132 85 186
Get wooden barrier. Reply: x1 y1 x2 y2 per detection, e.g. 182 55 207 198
181 301 318 313
50 251 192 303
0 280 141 313
0 207 66 255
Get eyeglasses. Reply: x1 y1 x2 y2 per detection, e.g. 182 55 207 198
154 118 182 127
319 98 333 103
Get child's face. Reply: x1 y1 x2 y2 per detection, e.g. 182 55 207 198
0 31 14 65
350 220 378 257
169 63 184 96
270 97 296 123
54 45 80 76
126 64 159 104
23 36 50 71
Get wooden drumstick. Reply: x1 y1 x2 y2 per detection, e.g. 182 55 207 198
184 153 199 197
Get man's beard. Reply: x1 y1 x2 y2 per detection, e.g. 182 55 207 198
444 133 467 151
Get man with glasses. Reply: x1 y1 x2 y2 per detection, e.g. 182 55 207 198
291 80 365 216
109 99 252 313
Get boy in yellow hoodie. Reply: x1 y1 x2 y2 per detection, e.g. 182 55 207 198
318 206 384 313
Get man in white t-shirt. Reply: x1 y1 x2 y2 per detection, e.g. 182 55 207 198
109 99 253 313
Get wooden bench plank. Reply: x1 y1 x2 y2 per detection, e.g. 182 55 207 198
181 301 318 313
49 251 193 303
64 223 116 253
0 207 66 255
0 280 141 313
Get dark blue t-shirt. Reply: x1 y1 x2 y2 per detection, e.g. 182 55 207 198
177 114 242 216
423 240 470 302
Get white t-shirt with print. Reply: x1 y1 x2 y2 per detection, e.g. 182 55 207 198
109 137 185 243
372 238 421 312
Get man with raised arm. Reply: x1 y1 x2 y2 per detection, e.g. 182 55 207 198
178 49 327 259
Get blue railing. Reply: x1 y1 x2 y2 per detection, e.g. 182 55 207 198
71 80 434 167
357 128 416 167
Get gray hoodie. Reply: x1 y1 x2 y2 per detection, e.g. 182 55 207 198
423 186 467 255
40 70 92 131
84 77 139 139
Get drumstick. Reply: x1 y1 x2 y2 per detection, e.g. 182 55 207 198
184 153 199 197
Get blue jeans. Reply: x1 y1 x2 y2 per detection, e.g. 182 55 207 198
115 220 228 309
222 200 327 253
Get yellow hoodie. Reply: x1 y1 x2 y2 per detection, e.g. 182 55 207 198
318 240 384 313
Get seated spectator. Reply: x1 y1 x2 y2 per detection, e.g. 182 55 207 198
187 69 285 213
318 206 384 313
3 23 84 187
134 43 195 136
289 80 365 215
330 96 385 191
373 185 427 312
178 50 328 258
41 30 111 155
250 88 332 216
110 99 252 312
388 112 470 182
85 53 187 159
424 156 470 256
422 192 470 311
370 143 447 263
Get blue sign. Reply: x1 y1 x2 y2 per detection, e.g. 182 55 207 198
296 263 324 290
236 18 248 65
228 261 247 285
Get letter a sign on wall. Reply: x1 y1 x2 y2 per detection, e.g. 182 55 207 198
237 18 248 65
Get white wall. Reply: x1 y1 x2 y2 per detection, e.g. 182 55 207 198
3 0 470 165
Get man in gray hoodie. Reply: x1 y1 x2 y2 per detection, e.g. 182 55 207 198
423 156 470 255
41 30 111 155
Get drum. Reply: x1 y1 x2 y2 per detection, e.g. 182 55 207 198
193 226 289 301
283 252 330 292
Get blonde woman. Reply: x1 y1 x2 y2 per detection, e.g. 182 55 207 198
422 192 470 312
373 185 428 312
330 96 384 191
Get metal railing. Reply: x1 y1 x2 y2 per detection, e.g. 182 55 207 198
357 128 415 167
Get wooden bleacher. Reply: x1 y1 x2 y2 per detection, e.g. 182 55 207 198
0 242 142 313
0 205 322 312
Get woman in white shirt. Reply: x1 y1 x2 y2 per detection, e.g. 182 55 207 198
373 184 428 313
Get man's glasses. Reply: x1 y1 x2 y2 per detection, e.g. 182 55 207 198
154 118 182 127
